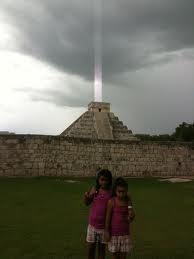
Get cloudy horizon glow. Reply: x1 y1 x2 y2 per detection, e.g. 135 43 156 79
0 0 194 135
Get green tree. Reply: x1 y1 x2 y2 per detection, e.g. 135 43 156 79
135 122 194 142
173 122 194 141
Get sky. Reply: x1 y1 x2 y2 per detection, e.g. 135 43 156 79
0 0 194 135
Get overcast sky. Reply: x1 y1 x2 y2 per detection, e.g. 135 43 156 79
0 0 194 135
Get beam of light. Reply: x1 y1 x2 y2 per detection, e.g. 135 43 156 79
94 0 102 102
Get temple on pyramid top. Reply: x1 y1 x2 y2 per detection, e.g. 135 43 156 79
60 102 138 141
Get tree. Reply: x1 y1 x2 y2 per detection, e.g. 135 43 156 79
135 122 194 142
173 122 194 141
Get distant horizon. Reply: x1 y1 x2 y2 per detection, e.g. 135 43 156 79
1 117 193 136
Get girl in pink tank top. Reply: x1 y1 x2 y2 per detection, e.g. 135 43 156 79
84 169 112 259
105 177 135 259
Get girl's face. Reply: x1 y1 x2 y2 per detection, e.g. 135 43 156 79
98 175 110 189
116 186 128 200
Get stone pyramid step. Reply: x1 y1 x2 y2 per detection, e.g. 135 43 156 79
60 102 138 141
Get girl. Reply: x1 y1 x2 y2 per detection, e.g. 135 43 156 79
84 169 112 259
105 177 135 259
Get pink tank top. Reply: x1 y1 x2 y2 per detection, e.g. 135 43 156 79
89 189 112 229
110 197 130 236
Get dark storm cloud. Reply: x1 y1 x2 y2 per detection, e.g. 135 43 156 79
1 0 94 80
2 0 194 82
15 83 92 107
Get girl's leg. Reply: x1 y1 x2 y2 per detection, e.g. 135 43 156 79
97 243 106 259
87 242 96 259
119 252 127 259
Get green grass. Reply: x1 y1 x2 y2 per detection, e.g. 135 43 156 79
0 177 193 259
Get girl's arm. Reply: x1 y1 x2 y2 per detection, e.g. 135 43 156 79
105 199 113 241
128 193 135 222
83 186 96 206
127 193 133 206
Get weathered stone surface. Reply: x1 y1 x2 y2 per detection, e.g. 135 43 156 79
0 135 194 177
60 102 138 141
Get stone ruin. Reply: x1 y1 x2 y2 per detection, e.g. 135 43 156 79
0 101 194 177
61 102 138 141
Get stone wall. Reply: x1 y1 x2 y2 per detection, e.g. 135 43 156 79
0 134 194 177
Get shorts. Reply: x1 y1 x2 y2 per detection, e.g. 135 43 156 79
108 235 133 253
86 224 107 244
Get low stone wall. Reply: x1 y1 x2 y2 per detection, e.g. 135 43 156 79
0 135 194 177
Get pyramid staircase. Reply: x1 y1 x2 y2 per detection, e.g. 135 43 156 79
60 102 138 141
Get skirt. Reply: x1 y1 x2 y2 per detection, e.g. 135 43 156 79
86 224 107 244
108 235 133 253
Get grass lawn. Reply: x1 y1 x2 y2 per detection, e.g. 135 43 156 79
0 177 193 259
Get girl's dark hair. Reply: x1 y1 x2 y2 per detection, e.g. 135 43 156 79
95 169 112 191
112 177 128 197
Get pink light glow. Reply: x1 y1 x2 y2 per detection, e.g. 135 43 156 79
94 0 102 102
94 62 102 102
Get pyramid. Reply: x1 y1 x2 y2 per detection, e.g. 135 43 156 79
60 102 138 141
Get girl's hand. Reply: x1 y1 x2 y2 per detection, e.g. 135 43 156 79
84 191 90 198
83 191 93 206
83 187 96 205
104 230 111 242
88 187 96 197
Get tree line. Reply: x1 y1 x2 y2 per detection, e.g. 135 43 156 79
135 122 194 142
